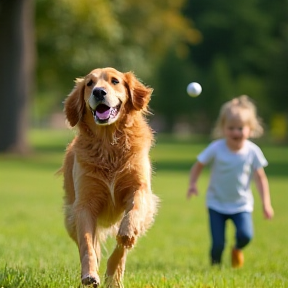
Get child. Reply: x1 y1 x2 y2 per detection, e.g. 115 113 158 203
187 95 274 268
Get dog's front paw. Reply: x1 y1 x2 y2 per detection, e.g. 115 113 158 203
81 274 100 287
116 234 136 249
117 212 141 248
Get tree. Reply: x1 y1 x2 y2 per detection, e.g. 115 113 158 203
0 0 35 153
184 0 288 120
35 0 199 114
152 0 288 133
0 0 198 152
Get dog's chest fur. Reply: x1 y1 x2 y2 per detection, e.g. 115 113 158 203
74 130 138 181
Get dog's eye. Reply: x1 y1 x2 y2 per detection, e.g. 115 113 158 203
111 78 119 85
87 79 93 87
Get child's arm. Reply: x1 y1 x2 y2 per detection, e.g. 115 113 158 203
254 168 274 219
187 161 204 199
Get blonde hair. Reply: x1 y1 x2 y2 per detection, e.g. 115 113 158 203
212 95 264 139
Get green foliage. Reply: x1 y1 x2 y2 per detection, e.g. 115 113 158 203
34 1 288 133
0 130 288 287
35 0 198 97
153 0 288 132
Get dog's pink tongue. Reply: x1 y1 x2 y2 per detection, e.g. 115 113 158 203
96 106 111 120
96 109 111 120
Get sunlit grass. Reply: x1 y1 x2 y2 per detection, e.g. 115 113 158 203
0 129 287 287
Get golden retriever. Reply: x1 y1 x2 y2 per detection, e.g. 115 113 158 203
59 67 159 288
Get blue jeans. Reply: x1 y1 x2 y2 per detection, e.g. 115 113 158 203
208 208 253 264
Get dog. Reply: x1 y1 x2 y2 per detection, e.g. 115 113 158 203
59 67 159 288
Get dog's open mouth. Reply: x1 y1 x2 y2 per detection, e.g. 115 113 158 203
91 104 121 123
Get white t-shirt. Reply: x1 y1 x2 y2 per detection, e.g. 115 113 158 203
197 139 268 214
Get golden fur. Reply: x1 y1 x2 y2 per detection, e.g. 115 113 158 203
59 67 159 288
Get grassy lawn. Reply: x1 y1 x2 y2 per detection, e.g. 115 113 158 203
0 129 287 287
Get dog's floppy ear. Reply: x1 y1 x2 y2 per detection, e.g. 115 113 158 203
64 78 85 127
125 72 153 111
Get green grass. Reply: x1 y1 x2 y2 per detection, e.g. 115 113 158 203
0 129 288 287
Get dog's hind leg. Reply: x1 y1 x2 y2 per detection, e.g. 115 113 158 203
105 244 127 288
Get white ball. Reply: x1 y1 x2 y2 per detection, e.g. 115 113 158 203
187 82 202 97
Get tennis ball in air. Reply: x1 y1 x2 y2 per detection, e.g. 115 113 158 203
187 82 202 97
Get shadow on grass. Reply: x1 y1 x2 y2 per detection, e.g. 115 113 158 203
264 162 288 177
153 160 288 178
33 144 67 153
4 151 285 178
3 132 286 178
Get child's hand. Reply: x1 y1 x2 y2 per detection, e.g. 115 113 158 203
263 204 274 219
187 183 198 199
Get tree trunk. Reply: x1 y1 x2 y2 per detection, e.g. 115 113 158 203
0 0 35 153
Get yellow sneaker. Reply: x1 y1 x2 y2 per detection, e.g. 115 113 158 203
231 247 244 268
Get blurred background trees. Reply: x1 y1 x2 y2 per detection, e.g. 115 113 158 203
1 0 287 152
153 0 288 134
0 0 34 152
34 0 199 120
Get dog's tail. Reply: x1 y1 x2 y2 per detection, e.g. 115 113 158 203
55 166 64 177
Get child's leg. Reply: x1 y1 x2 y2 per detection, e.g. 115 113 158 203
231 212 253 249
230 212 253 268
208 208 227 264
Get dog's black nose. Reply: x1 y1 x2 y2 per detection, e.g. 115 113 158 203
93 87 107 101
